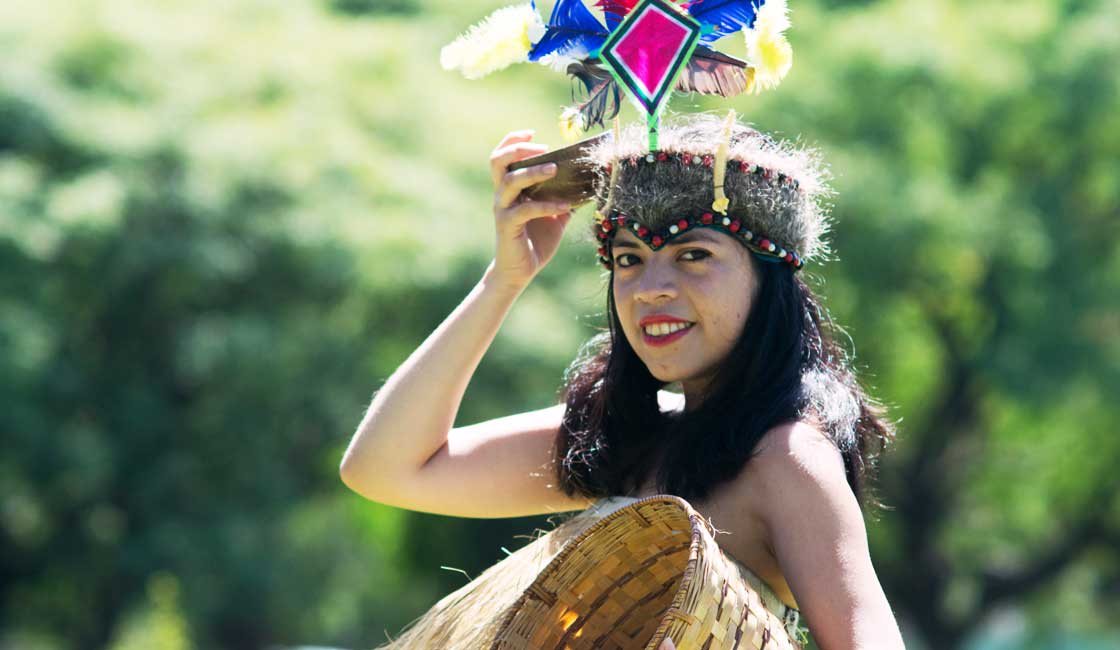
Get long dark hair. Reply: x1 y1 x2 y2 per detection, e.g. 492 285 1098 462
556 252 896 511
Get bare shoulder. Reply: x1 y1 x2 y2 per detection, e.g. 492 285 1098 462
744 424 908 648
743 420 862 561
749 420 849 493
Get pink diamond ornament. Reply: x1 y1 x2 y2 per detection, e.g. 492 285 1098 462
599 0 701 116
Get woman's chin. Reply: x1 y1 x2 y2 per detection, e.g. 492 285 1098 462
645 364 691 384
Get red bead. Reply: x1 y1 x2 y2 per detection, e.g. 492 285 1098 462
702 155 713 167
760 239 771 249
597 230 608 240
651 235 663 247
602 219 613 231
657 152 668 161
677 219 689 230
617 214 627 226
598 246 607 256
763 169 772 180
629 156 639 167
637 226 649 237
606 163 612 173
701 212 713 224
739 161 748 172
730 220 741 232
784 252 793 262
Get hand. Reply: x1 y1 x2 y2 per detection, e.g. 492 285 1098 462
487 129 573 290
659 637 677 650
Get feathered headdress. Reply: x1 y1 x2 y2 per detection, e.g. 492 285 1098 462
441 0 794 142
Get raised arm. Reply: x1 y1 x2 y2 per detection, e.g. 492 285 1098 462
339 130 585 517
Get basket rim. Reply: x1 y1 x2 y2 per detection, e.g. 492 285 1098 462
488 494 708 650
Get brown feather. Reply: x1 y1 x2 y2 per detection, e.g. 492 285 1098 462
566 60 621 130
675 46 751 97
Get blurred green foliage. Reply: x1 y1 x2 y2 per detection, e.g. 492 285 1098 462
0 1 1116 649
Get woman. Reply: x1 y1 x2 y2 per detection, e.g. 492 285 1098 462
340 113 907 649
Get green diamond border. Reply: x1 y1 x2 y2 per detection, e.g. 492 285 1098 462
599 0 701 117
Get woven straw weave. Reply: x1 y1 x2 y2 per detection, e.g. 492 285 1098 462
489 496 802 650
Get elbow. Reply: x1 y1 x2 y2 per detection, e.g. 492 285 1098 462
339 448 393 500
339 460 378 499
338 448 365 493
339 456 356 491
339 422 374 492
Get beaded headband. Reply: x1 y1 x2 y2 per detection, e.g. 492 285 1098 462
595 210 804 270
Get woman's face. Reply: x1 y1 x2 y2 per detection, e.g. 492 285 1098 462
611 226 760 400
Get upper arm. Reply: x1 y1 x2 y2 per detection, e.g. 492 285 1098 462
752 423 906 650
347 401 594 518
345 390 685 519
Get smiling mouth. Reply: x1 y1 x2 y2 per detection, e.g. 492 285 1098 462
641 322 695 346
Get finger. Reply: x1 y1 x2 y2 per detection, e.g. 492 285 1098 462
659 638 676 650
494 163 559 209
494 128 536 150
490 142 551 187
500 199 571 231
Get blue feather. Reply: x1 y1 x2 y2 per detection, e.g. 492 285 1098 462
601 1 624 31
605 10 621 31
528 0 609 62
687 0 763 45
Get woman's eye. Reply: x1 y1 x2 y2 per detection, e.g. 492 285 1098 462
680 249 711 262
615 253 640 267
614 250 709 267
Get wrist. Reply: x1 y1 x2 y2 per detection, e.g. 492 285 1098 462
481 260 530 297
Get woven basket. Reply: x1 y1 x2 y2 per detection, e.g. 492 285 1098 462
489 495 803 650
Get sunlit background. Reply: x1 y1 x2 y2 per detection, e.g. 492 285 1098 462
1 0 1117 649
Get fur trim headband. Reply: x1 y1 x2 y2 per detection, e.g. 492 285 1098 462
583 112 835 270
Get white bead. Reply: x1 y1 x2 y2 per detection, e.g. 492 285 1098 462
692 155 702 165
745 230 753 239
778 248 786 257
632 223 640 230
669 225 679 234
722 217 731 226
768 242 776 252
646 153 655 163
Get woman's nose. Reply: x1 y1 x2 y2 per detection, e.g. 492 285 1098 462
634 260 678 303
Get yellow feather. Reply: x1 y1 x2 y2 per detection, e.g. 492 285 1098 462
559 106 586 142
744 0 793 93
440 4 545 80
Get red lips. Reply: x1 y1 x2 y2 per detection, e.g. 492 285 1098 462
639 314 696 347
638 314 693 328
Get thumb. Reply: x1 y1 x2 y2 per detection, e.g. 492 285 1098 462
659 638 676 650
